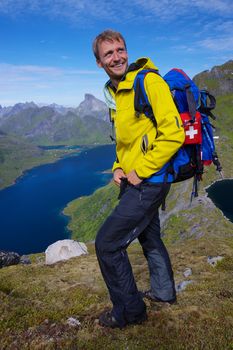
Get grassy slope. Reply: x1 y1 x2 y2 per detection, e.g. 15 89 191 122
64 182 119 242
0 234 232 349
1 70 233 348
45 92 233 349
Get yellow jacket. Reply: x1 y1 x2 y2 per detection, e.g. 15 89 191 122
105 58 185 179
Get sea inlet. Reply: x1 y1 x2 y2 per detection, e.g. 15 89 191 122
0 144 115 255
207 179 233 224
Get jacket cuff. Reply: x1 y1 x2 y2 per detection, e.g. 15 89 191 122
112 161 122 173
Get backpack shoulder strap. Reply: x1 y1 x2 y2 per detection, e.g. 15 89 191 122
134 69 159 127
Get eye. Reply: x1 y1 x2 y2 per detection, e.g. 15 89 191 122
104 51 113 58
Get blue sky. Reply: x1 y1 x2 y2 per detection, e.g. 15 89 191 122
0 0 232 107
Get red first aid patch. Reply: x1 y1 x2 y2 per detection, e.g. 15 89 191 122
180 111 202 145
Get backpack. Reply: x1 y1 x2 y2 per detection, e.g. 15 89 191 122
134 68 223 202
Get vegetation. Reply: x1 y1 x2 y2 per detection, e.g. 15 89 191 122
0 105 111 146
0 60 233 348
193 60 233 96
64 182 119 242
0 232 232 349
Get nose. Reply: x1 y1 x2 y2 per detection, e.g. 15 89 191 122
112 50 121 61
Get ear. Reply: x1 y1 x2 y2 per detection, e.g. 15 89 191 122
96 59 103 68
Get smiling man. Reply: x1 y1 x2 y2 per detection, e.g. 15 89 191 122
93 30 185 329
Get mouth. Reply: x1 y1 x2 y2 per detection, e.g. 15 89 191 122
111 62 126 69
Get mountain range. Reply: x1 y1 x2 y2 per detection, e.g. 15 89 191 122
0 94 110 145
0 60 232 191
1 60 232 147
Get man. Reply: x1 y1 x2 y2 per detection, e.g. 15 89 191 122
93 30 185 328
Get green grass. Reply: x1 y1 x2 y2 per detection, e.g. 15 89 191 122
0 233 232 349
64 182 119 242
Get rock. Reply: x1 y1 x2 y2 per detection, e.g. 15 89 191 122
66 317 81 327
207 256 224 267
176 280 193 293
183 268 192 278
20 255 31 265
0 251 20 268
45 239 88 265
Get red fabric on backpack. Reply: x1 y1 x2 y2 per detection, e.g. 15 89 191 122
180 111 202 145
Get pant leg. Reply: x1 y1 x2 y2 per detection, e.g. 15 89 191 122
138 211 176 301
95 182 170 326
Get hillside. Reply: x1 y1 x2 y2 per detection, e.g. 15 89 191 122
0 60 233 349
0 231 233 349
193 60 233 96
0 95 110 146
64 60 233 243
0 133 84 190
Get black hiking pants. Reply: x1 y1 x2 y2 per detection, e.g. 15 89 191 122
95 182 176 327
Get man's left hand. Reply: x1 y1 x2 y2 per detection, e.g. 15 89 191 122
127 170 143 186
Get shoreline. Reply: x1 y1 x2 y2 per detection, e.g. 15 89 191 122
0 143 115 254
0 143 111 192
205 177 233 225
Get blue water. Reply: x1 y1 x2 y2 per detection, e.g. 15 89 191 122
0 144 115 255
207 179 233 223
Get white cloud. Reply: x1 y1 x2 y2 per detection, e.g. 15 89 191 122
0 0 232 23
0 63 101 77
198 36 233 51
0 62 104 106
133 0 233 20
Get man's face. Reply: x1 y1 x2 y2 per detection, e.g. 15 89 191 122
96 38 128 82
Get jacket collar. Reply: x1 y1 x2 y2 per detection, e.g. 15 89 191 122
105 57 159 93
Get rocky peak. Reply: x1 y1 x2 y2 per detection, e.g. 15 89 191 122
76 94 109 121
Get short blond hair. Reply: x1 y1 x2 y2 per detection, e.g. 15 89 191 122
92 29 127 60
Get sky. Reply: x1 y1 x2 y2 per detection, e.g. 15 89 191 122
0 0 232 107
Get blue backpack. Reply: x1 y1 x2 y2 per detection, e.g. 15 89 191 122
134 68 222 201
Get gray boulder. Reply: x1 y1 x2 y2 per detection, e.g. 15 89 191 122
45 239 88 265
0 251 20 268
176 280 193 293
183 267 192 278
20 255 31 265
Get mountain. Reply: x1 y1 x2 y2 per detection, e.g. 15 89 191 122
76 94 109 121
0 95 111 145
193 60 233 96
0 102 38 118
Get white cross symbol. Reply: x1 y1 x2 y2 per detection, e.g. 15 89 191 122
186 125 198 139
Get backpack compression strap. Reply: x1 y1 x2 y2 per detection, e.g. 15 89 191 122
185 84 197 122
199 90 216 120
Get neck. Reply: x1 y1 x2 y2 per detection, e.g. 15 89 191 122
111 77 121 89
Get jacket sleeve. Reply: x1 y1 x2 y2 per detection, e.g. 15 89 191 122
135 73 185 178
